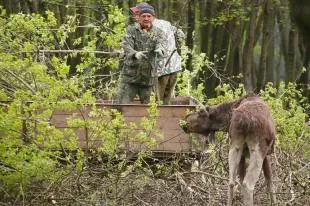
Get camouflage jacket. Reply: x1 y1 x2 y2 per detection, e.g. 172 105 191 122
153 19 185 76
121 23 165 86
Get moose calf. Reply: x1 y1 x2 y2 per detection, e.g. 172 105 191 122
181 94 276 206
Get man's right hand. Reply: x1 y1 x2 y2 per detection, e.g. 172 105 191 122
135 51 147 60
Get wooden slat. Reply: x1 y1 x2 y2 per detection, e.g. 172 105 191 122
161 142 191 152
119 105 195 118
56 127 86 141
50 114 71 127
156 131 189 143
46 103 200 153
156 117 186 130
79 140 102 149
127 141 165 152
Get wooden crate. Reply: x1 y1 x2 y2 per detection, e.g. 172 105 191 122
49 103 202 155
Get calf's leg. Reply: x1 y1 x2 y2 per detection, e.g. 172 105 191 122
241 141 264 206
263 155 276 204
227 136 244 206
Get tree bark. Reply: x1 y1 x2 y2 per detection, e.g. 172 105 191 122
258 0 276 89
243 3 258 92
205 0 216 57
185 0 195 70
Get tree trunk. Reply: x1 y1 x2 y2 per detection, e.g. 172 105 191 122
258 0 276 89
289 0 310 100
224 22 239 75
266 0 276 84
3 0 21 14
243 3 258 92
205 0 216 57
186 0 195 70
199 0 207 53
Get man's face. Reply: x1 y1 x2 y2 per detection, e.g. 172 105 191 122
139 13 154 29
134 14 139 22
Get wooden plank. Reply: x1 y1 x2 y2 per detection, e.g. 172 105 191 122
124 116 186 131
74 128 87 141
161 142 191 152
51 104 195 122
124 116 185 130
119 105 195 118
50 106 117 127
118 105 149 117
50 116 186 138
156 130 189 143
50 114 71 127
46 103 200 153
79 140 102 149
127 141 165 152
122 128 188 142
56 127 86 141
158 106 195 118
51 106 91 115
157 117 186 130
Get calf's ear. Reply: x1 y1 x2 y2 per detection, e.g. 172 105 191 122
208 108 216 120
198 107 209 117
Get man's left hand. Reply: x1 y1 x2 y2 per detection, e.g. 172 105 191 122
154 48 165 57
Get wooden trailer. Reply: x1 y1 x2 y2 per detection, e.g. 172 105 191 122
48 101 203 157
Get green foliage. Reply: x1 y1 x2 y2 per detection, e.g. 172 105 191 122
0 89 7 101
0 6 128 200
260 82 310 158
67 107 126 158
207 83 246 105
211 0 248 26
0 101 63 195
0 142 60 193
1 2 308 204
138 95 161 149
0 10 57 53
101 5 126 50
0 5 127 98
176 50 214 103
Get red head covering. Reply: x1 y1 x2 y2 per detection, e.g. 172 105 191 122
129 7 140 14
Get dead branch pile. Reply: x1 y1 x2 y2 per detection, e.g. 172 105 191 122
1 136 309 206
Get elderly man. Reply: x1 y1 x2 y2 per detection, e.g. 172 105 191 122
130 3 185 105
118 6 165 104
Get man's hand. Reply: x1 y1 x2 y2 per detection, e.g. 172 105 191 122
135 51 147 60
154 48 165 57
154 49 165 57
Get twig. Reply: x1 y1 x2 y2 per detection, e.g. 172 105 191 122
158 132 184 144
294 161 310 174
182 171 228 181
293 131 304 156
39 49 122 55
3 69 36 94
133 195 151 205
284 169 295 205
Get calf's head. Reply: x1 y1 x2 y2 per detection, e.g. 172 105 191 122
180 107 215 136
180 105 231 139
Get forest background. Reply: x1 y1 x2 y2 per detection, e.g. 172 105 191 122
0 0 309 205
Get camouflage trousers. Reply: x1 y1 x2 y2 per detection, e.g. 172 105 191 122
118 81 153 104
156 72 178 105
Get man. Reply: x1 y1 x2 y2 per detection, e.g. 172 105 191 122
118 6 165 104
130 3 185 105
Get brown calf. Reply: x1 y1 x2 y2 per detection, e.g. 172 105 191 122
181 94 276 206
